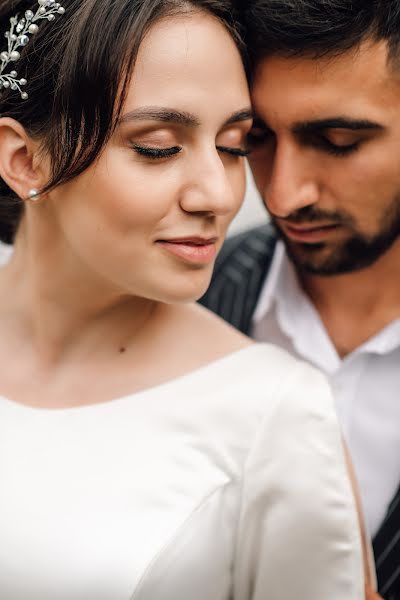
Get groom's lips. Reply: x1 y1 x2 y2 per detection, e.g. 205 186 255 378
279 221 342 243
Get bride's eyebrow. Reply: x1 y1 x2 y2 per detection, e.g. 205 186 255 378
120 107 201 126
225 109 253 125
119 106 253 127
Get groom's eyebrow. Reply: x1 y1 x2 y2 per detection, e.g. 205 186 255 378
293 117 384 135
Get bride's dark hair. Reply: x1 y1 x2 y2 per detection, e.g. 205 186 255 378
0 0 244 244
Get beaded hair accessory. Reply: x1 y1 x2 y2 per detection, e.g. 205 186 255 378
0 0 65 100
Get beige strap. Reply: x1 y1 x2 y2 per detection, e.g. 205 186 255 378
343 439 377 591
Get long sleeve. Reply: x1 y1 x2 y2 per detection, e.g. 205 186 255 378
233 363 365 600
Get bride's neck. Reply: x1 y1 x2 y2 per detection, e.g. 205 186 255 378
0 227 158 367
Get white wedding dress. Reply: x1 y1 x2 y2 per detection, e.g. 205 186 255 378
0 344 364 599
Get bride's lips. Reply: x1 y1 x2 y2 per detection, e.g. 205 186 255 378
156 237 218 264
279 221 342 243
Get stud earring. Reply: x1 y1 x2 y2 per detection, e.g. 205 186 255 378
27 189 40 201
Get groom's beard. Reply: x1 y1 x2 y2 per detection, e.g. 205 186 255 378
272 196 400 276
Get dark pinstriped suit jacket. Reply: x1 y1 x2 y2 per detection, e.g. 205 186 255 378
200 223 400 599
200 224 277 335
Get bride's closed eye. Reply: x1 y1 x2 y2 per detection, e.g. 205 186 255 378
216 145 251 157
130 143 182 159
216 127 252 157
130 143 251 161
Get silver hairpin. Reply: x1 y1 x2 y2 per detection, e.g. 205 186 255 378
0 0 65 100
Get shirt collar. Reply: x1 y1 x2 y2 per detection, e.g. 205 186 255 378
253 240 287 324
252 240 400 364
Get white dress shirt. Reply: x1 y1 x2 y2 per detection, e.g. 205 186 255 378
252 241 400 538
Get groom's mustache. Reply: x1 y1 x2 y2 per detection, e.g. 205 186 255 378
271 206 355 228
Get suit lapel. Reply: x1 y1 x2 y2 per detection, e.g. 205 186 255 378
200 225 277 334
373 484 400 599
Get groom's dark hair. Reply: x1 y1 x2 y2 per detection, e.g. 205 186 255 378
241 0 400 68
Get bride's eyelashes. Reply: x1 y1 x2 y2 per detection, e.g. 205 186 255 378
216 145 251 157
131 143 251 160
130 144 182 159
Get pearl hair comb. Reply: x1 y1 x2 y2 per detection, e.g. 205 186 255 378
0 0 65 100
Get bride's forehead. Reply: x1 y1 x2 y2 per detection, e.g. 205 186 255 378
125 14 248 109
131 13 244 79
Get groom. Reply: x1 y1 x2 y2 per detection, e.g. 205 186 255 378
202 1 400 597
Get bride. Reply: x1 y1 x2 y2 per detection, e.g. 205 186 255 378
0 0 374 597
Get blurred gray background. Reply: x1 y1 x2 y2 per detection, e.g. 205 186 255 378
228 164 267 236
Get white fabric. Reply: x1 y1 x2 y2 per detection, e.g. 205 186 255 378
0 243 12 266
0 345 364 599
253 241 400 538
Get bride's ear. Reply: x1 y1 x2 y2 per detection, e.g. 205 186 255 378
0 117 46 202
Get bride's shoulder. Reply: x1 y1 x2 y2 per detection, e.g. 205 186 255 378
173 302 253 358
166 303 336 420
177 304 332 402
176 302 303 361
